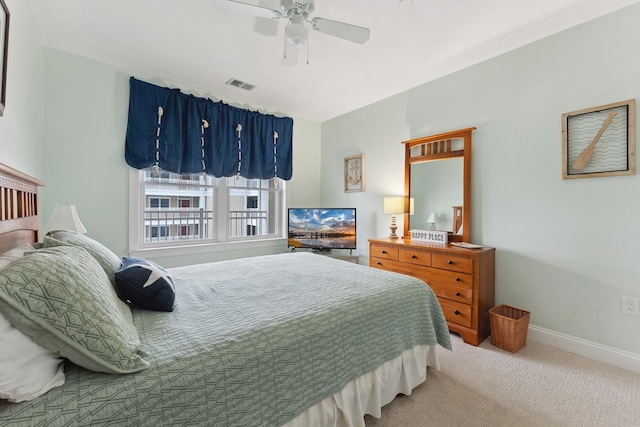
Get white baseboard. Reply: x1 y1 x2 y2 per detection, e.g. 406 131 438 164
528 325 640 375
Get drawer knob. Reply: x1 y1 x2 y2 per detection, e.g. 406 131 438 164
455 292 461 297
448 260 454 265
381 250 387 254
454 310 460 315
411 255 417 259
377 262 382 266
456 277 461 282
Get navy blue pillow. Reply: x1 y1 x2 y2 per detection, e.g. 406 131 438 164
114 257 175 312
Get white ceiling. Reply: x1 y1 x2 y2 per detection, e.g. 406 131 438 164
27 0 640 122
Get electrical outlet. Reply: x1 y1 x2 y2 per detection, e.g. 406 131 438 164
621 296 639 316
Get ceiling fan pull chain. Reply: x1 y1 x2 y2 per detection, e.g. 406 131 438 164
306 39 309 65
283 35 288 62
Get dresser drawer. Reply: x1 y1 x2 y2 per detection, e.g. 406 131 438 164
439 298 472 328
430 282 473 305
432 253 473 274
398 248 431 267
370 244 399 260
370 257 428 277
421 269 473 290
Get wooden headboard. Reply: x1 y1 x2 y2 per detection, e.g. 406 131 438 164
0 162 45 253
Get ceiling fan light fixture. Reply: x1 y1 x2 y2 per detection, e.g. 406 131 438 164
285 21 308 46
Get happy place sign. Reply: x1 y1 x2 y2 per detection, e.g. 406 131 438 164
410 229 448 244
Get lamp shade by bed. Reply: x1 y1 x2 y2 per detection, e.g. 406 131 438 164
44 204 87 234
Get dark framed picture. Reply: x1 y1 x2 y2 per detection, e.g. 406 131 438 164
0 0 8 116
562 99 636 179
344 154 365 192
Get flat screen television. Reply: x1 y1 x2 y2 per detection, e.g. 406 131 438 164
288 208 356 251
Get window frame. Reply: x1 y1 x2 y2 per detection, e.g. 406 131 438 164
128 169 287 259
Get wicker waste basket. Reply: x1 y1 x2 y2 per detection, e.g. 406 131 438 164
489 305 530 353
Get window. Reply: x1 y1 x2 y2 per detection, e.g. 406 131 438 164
129 168 285 253
151 225 170 239
246 196 258 209
228 177 281 239
149 197 170 209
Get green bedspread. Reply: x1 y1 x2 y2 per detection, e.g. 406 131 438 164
0 252 451 426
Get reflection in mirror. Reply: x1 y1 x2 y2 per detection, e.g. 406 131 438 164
410 158 463 232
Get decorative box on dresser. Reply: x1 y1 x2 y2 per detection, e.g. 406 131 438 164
369 237 495 346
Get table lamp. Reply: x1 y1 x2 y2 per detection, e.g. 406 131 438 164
383 197 404 239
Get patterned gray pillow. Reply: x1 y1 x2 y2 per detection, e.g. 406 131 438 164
43 230 122 285
0 245 149 374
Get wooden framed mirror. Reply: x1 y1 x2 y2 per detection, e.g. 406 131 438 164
402 127 475 243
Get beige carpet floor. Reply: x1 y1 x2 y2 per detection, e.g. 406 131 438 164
365 334 640 427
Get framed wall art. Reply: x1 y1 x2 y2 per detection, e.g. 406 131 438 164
562 99 636 179
344 154 365 192
0 0 8 116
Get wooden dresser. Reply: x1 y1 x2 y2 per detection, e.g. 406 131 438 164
369 237 495 346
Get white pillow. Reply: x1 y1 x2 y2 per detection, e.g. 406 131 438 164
0 244 66 403
0 312 66 402
0 243 35 268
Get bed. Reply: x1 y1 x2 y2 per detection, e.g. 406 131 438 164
0 162 451 427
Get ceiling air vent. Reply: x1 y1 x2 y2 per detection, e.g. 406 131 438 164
225 78 256 91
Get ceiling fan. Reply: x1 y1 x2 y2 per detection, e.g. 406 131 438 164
214 0 371 66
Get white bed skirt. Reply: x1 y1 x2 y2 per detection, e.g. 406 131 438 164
283 344 440 427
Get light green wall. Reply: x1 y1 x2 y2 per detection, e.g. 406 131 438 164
42 50 131 255
321 4 640 354
40 48 321 266
0 0 45 179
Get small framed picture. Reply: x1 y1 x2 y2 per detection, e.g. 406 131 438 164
0 0 9 116
344 154 365 192
562 99 636 179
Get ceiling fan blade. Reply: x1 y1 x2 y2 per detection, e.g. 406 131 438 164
310 17 370 44
253 0 282 35
282 41 299 66
254 17 280 36
214 0 282 19
253 16 278 36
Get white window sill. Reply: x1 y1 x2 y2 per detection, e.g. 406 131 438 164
128 237 288 260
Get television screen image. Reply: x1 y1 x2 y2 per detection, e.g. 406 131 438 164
288 208 356 250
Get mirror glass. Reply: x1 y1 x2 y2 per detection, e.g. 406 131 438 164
409 158 463 232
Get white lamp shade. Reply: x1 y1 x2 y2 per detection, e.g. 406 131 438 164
383 197 404 215
409 198 415 215
44 204 87 234
427 212 438 224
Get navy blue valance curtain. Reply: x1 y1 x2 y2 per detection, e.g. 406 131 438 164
125 77 294 180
